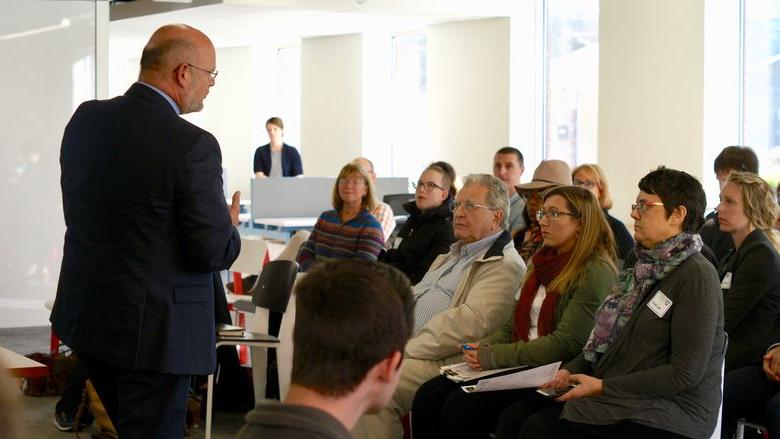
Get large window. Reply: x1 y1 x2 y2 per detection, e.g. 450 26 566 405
743 0 780 186
0 0 98 328
544 0 599 165
391 33 428 178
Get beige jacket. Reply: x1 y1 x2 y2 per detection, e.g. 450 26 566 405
405 230 527 363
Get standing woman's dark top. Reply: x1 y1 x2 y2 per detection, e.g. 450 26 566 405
253 116 302 177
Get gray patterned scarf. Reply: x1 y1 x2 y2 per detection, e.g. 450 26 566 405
582 232 703 364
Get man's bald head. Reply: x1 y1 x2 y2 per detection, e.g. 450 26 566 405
140 24 211 75
138 24 216 114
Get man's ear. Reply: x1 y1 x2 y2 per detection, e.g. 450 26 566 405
172 63 188 88
375 351 403 383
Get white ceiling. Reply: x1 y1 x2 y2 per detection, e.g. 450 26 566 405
110 0 518 48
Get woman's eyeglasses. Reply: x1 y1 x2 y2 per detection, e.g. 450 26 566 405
413 181 444 192
631 200 664 214
536 209 579 221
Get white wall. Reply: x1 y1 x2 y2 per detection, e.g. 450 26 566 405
427 18 511 178
300 33 364 176
597 0 706 223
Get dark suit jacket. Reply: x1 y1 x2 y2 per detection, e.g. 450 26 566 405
719 228 780 371
253 143 303 177
51 83 241 375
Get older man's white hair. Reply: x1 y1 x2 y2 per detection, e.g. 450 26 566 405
461 174 510 230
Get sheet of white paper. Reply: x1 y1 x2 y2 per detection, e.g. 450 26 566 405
461 361 561 393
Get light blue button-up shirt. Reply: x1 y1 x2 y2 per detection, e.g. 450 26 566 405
138 81 180 115
412 230 503 335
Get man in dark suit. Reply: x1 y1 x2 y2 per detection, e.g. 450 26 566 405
51 24 241 438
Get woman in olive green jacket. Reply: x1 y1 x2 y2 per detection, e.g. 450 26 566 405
411 185 617 439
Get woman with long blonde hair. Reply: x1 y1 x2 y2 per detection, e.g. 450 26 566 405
411 185 617 438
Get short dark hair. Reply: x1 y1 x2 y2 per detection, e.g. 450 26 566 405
495 147 524 167
427 161 457 198
291 260 414 396
638 167 707 232
266 117 284 130
713 146 759 174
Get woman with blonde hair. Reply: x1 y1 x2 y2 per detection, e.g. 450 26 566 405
296 163 385 271
411 185 617 438
716 171 780 370
572 163 634 260
718 172 780 437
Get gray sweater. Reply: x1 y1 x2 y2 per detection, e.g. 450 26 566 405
562 252 725 439
237 401 353 439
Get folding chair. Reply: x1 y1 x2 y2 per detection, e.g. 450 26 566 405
205 259 298 439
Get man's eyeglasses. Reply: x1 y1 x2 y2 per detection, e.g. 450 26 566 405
536 209 579 222
413 181 444 192
187 63 218 80
631 200 664 214
450 200 495 213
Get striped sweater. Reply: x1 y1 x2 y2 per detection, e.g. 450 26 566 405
296 209 385 272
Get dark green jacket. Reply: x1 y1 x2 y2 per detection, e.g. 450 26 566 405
478 259 615 368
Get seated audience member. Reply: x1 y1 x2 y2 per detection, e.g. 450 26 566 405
381 161 457 284
700 145 759 263
237 260 415 438
514 160 572 262
352 174 527 439
253 116 303 178
501 167 725 439
716 172 780 371
572 164 634 260
296 163 385 271
723 343 780 439
353 157 395 242
493 147 527 234
411 185 617 439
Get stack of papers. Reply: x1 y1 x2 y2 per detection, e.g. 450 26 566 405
440 362 526 382
460 361 561 393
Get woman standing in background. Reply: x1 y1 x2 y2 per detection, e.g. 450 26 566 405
253 117 303 178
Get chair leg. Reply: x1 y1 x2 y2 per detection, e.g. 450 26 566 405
205 373 214 439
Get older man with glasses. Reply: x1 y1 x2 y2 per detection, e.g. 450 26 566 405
51 24 240 438
353 174 527 439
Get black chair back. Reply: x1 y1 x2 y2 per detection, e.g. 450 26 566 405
252 260 298 314
383 193 415 215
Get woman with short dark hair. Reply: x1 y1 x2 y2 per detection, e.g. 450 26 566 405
504 167 725 439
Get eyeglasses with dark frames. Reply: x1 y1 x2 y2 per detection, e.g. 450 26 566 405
187 63 218 80
413 181 445 192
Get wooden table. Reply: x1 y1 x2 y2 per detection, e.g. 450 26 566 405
0 346 48 378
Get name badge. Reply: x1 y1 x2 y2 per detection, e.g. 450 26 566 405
721 272 732 290
647 290 673 318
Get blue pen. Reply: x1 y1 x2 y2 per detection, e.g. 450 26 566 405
462 343 477 350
